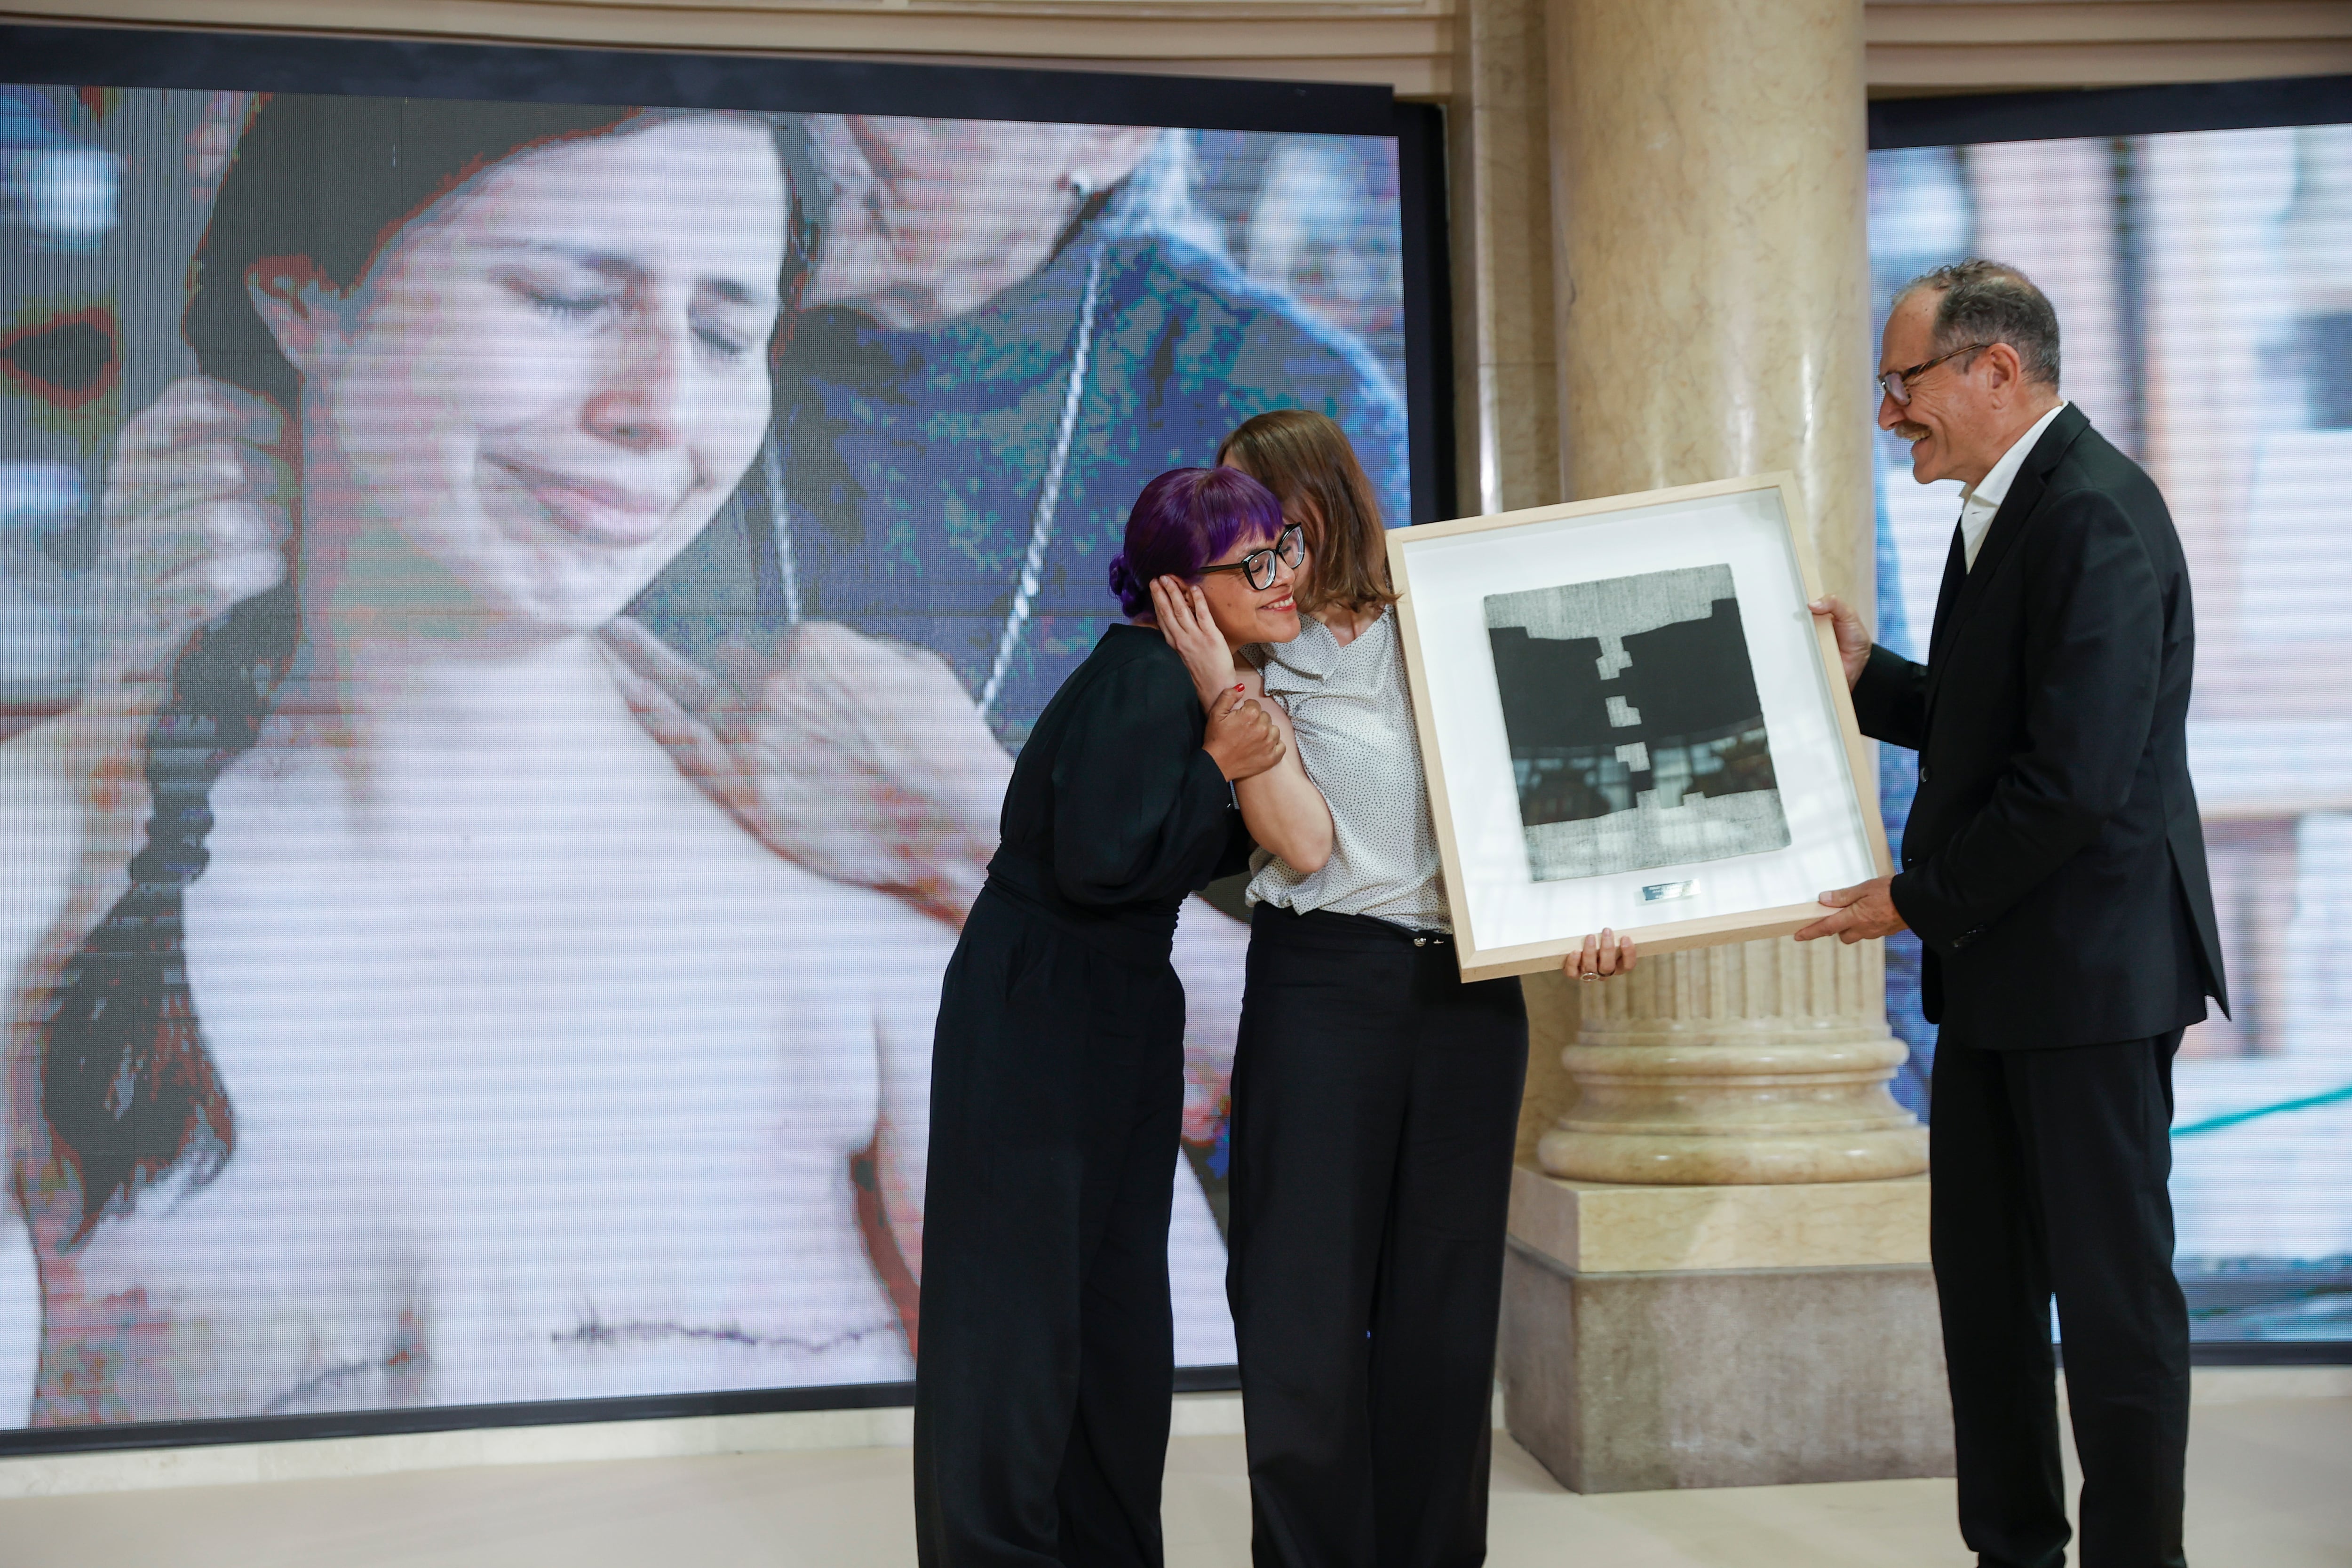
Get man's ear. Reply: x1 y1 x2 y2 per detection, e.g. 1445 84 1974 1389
244 259 354 374
1977 341 2027 407
1067 127 1161 197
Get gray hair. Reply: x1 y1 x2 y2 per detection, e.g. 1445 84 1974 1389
1898 258 2062 390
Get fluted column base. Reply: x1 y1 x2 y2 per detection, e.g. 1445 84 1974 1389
1537 939 1928 1186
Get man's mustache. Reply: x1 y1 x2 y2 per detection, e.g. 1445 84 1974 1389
1892 421 1932 443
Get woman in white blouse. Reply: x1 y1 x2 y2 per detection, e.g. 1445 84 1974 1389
1158 409 1633 1567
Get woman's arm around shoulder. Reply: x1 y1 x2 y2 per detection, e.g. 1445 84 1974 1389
1231 666 1334 876
1145 578 1328 875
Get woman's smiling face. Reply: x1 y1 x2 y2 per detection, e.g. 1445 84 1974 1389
1194 525 1303 649
282 115 787 634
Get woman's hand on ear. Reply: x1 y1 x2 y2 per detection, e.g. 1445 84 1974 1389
1149 575 1239 711
91 377 293 703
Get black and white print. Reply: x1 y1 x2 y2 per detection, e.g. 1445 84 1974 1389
1484 564 1789 882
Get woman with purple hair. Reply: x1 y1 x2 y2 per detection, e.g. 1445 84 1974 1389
913 466 1299 1568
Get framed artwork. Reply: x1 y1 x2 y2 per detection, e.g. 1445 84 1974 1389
1388 473 1890 981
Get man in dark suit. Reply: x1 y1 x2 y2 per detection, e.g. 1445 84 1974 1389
1800 259 2226 1568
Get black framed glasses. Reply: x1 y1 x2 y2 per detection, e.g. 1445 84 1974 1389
1878 342 1991 406
1197 523 1306 591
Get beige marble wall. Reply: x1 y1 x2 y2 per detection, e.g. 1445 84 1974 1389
1448 0 1588 1136
11 2 2348 99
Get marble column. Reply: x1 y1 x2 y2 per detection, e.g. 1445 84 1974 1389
1549 0 1875 589
1449 0 1563 517
1444 0 1592 1165
1498 0 1949 1493
1534 0 1924 1188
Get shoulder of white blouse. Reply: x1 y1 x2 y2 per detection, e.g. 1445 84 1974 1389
1259 617 1336 677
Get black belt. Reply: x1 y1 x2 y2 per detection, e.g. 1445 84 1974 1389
1250 902 1453 950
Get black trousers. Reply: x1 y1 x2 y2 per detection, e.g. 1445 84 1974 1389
1930 1030 2191 1568
914 887 1185 1568
1226 905 1530 1568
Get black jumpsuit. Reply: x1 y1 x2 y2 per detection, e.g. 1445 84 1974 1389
914 624 1250 1568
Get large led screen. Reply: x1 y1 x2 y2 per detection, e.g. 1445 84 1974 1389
1868 114 2351 1343
0 56 1422 1435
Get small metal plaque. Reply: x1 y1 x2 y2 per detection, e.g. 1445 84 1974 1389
1641 880 1696 903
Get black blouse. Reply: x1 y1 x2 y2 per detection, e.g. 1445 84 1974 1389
985 624 1251 956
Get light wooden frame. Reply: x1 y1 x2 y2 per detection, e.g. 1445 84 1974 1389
1387 471 1891 982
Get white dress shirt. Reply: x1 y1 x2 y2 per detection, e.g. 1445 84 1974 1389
1958 400 2069 571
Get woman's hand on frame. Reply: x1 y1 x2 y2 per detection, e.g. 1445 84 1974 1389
1149 575 1238 711
1564 928 1637 983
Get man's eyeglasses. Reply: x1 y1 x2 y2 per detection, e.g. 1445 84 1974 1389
1197 523 1306 592
1878 342 1991 406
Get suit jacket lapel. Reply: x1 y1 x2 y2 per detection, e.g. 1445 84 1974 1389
1924 522 1967 668
1923 405 2093 723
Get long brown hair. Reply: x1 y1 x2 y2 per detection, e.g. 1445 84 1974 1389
1215 408 1395 620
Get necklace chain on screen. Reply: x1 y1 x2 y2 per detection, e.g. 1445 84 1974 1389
977 241 1109 717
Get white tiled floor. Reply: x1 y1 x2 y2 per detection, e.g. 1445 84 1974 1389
1 1395 2345 1568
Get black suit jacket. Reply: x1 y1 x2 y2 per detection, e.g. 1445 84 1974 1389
1852 405 2227 1049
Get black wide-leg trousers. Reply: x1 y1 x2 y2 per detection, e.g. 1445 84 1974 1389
1930 1030 2192 1568
1226 905 1530 1568
914 888 1185 1568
